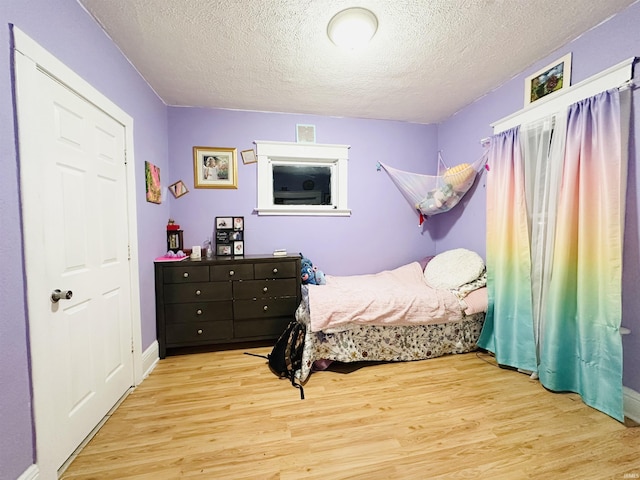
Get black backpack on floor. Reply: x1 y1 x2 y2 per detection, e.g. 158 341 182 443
247 320 306 399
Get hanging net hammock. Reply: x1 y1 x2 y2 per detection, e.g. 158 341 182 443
378 152 488 224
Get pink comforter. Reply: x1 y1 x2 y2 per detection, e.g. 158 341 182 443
308 262 464 333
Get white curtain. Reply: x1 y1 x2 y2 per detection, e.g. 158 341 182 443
520 114 566 357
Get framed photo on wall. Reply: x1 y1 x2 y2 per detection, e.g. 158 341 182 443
193 146 238 189
145 161 161 204
168 180 189 198
296 124 316 143
524 53 572 106
241 149 257 164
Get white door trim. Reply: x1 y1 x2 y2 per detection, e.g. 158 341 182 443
13 26 143 478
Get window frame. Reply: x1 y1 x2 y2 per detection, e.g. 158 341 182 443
255 141 351 216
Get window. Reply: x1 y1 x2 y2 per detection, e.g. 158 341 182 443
255 141 350 216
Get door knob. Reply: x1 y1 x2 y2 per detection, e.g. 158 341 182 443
51 289 73 303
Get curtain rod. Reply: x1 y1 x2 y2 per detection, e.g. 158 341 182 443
479 77 637 146
619 79 636 91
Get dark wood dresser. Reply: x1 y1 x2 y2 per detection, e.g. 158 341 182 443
154 254 301 358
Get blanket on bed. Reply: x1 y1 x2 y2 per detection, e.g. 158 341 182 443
307 262 464 333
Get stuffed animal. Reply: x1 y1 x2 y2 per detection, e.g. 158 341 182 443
301 254 313 271
301 264 317 285
300 253 326 285
416 183 455 214
444 163 475 192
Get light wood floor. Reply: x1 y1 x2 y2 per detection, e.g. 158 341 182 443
61 347 640 480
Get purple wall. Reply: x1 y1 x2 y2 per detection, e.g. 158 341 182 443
1 0 168 478
167 108 438 276
437 2 640 392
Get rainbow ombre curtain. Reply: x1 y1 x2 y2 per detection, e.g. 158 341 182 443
478 89 628 421
477 127 538 372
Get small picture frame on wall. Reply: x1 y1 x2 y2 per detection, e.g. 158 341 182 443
296 124 316 143
215 216 244 256
193 146 238 189
168 180 189 198
241 149 257 164
524 53 572 106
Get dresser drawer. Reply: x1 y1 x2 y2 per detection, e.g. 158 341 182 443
254 261 296 279
210 263 254 281
234 297 299 319
166 320 233 344
164 301 233 324
164 266 209 284
233 279 297 299
163 282 232 303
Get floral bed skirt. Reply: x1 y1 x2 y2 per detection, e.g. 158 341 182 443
295 285 485 382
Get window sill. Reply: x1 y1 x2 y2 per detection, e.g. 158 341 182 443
255 207 351 216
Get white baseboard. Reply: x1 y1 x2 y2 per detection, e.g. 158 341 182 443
141 340 159 381
17 464 39 480
623 385 640 424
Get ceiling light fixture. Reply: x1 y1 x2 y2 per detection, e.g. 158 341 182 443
327 7 378 50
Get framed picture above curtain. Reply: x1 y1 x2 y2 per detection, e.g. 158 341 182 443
524 53 572 106
193 146 238 189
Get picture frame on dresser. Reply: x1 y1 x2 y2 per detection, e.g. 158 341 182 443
216 217 232 229
216 216 244 256
217 244 232 255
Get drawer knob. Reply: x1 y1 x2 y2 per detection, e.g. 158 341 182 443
229 270 235 276
272 268 278 274
197 329 203 335
195 290 201 296
263 305 268 311
183 272 189 278
196 309 202 315
263 287 268 293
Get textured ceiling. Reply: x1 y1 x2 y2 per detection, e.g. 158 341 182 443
77 0 636 124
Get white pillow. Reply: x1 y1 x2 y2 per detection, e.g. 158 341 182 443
424 248 485 289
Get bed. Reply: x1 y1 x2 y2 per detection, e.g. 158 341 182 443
294 249 488 383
